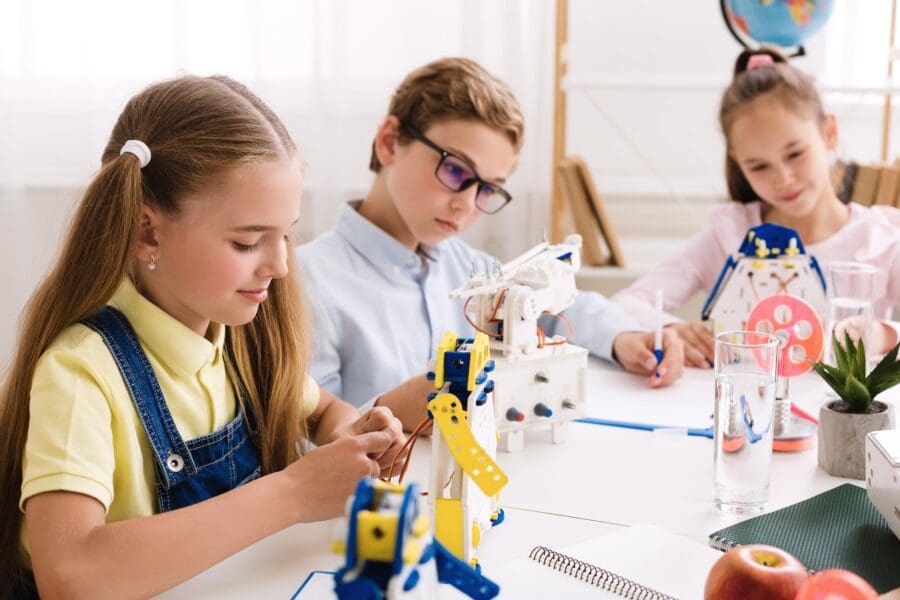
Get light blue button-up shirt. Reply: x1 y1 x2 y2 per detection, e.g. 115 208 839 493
297 202 645 407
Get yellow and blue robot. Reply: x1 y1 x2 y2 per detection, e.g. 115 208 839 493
426 332 507 568
332 478 499 599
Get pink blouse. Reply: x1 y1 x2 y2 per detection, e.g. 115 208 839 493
612 202 900 331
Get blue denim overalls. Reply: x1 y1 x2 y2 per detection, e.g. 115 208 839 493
82 306 261 511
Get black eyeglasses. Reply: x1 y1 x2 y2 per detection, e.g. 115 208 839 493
402 124 512 215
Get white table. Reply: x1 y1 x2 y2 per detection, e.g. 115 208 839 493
161 360 899 598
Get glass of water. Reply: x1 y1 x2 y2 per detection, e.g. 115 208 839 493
823 262 878 368
713 331 779 514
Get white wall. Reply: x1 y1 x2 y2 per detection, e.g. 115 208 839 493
2 1 896 371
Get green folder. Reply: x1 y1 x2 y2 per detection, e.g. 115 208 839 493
708 484 900 593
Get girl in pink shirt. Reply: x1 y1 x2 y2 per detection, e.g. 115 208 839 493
613 48 900 368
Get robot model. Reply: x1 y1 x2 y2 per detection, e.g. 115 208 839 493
426 332 508 568
332 478 500 599
702 223 827 334
449 234 588 452
703 224 827 451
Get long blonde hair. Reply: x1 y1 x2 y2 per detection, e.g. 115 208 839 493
0 75 310 595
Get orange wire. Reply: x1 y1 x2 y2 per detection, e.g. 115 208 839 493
537 311 572 347
463 296 502 339
386 417 431 482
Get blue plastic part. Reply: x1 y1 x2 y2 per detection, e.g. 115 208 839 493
484 380 495 394
702 254 737 320
736 223 808 256
475 371 486 386
403 569 420 592
344 479 376 571
556 251 573 263
534 403 553 418
426 371 435 381
490 507 505 527
432 540 500 599
475 392 488 406
334 569 384 600
483 359 495 373
427 391 438 401
419 542 436 565
809 255 827 293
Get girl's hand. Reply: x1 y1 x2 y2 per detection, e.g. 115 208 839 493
330 406 407 476
287 430 393 522
666 321 714 368
834 317 898 355
612 329 685 387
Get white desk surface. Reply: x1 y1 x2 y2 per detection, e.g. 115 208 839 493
161 360 900 598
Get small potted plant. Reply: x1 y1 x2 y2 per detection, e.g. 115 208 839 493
811 333 900 479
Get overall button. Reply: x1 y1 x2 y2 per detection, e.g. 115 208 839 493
166 453 185 473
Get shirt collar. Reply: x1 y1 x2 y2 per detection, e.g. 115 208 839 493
335 201 443 277
107 278 225 377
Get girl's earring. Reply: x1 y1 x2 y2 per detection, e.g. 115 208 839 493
147 255 158 271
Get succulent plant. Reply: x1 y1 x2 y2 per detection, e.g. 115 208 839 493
810 332 900 414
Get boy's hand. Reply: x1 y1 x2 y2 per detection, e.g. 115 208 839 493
375 374 434 434
612 329 685 387
666 320 715 368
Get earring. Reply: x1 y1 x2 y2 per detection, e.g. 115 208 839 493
147 255 157 271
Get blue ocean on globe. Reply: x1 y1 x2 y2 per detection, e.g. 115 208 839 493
724 0 835 48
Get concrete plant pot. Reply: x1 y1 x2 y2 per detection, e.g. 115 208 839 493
818 401 895 479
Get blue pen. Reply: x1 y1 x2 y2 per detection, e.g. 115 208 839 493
575 417 714 439
653 288 664 377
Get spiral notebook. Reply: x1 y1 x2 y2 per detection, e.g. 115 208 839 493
492 524 721 599
707 483 900 594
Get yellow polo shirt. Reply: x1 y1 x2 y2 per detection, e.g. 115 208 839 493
20 279 318 531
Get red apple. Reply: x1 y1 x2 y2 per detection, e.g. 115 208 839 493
795 569 879 600
705 544 808 600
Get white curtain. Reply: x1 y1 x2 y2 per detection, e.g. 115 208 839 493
0 0 556 367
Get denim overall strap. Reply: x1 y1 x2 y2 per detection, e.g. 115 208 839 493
81 306 197 487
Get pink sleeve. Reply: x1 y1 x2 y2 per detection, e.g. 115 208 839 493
612 224 731 329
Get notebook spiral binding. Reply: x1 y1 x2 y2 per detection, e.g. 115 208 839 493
528 546 678 600
707 535 739 553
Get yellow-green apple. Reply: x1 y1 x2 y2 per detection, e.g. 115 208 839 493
704 544 808 600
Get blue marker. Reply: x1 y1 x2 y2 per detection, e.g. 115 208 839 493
654 288 664 377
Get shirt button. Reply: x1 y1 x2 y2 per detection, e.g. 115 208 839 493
167 453 185 473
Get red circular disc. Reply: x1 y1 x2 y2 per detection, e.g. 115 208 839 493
746 295 824 378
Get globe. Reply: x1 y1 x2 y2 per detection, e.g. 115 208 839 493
723 0 835 49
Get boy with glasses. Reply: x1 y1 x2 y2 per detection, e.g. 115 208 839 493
298 58 684 431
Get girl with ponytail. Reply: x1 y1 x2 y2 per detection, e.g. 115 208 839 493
613 48 900 367
0 75 404 598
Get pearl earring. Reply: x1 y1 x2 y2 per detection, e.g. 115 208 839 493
147 255 158 271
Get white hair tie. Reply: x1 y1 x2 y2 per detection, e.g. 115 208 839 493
120 140 151 168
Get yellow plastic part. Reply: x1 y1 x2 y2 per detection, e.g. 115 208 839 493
433 331 460 390
356 511 399 563
433 331 491 392
428 392 508 497
471 521 482 549
332 540 346 555
771 247 781 255
402 538 423 565
412 514 430 537
435 498 464 558
752 260 767 269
